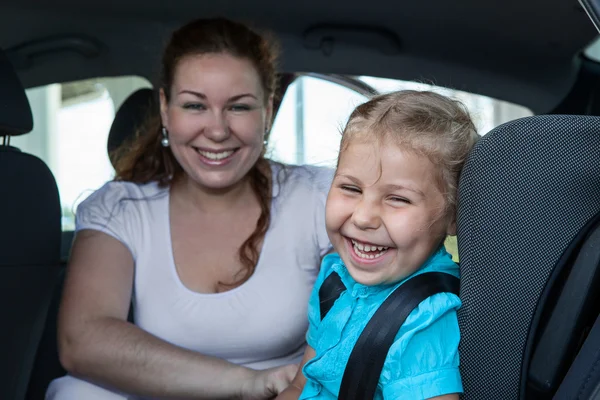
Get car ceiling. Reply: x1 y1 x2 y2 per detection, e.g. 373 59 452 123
0 0 597 113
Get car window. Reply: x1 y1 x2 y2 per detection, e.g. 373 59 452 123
268 75 369 168
585 35 600 62
359 76 533 136
270 75 533 168
12 76 152 231
269 74 533 261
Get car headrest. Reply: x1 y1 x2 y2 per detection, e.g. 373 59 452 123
0 48 33 137
107 88 157 167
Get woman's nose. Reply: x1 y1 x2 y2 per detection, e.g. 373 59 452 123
204 112 230 142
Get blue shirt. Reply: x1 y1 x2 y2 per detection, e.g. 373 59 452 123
300 248 462 400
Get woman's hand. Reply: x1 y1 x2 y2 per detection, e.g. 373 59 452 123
273 384 302 400
241 364 298 399
272 344 315 400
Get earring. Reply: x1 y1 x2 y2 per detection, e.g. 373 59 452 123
263 126 270 147
161 127 170 147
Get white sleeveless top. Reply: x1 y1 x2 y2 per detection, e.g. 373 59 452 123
47 163 333 399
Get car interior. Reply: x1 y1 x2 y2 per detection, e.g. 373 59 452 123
2 0 600 398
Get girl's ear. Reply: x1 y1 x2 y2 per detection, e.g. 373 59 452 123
446 218 457 236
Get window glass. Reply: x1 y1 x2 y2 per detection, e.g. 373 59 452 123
13 76 152 231
585 35 600 62
359 76 533 136
269 75 533 169
268 76 368 168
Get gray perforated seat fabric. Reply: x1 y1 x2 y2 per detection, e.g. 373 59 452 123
457 115 600 399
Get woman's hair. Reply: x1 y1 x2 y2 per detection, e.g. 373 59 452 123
112 17 279 287
340 90 479 217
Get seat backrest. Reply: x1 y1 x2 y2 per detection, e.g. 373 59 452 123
456 115 600 399
0 48 62 400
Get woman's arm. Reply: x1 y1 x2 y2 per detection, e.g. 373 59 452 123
274 345 315 400
58 229 293 399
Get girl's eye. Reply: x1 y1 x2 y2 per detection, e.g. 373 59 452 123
183 103 205 110
389 196 411 204
341 185 361 194
230 104 252 112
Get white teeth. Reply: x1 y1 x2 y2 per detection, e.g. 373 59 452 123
197 149 234 160
351 239 389 259
354 247 387 259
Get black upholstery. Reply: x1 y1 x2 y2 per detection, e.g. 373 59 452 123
26 269 66 400
555 304 600 399
0 48 62 399
0 149 61 264
106 87 156 168
527 210 600 396
0 50 32 136
551 219 600 399
456 115 600 399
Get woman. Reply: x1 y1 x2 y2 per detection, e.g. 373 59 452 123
47 17 333 399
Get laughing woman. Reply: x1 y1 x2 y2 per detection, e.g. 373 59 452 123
47 17 333 400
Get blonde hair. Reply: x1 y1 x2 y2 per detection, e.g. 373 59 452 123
340 90 479 215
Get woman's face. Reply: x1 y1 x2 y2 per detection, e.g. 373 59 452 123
160 53 272 191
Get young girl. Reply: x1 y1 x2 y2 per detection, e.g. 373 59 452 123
276 90 479 400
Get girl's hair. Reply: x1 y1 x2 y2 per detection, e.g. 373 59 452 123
341 90 479 216
111 17 279 287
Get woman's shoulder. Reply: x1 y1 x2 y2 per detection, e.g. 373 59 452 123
78 180 166 210
75 180 168 229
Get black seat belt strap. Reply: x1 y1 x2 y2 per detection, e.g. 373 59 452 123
338 272 460 400
319 272 347 320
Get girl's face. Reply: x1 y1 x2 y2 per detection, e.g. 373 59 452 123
160 53 272 191
325 139 455 286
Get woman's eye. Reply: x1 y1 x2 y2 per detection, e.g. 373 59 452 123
341 185 361 194
183 103 205 110
229 104 252 112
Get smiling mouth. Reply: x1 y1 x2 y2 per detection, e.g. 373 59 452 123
193 147 238 161
350 238 390 259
